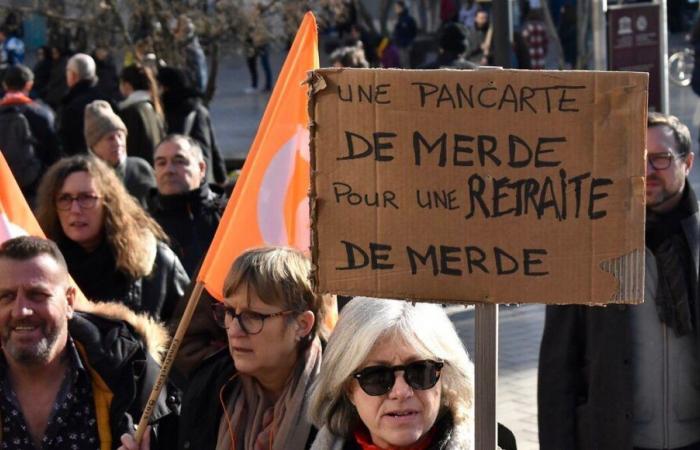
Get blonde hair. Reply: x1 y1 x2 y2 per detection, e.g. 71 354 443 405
308 297 474 437
36 155 167 278
223 247 325 342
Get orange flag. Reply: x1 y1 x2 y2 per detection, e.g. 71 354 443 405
198 12 319 300
0 153 44 241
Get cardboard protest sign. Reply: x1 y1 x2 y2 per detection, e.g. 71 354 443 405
309 69 647 305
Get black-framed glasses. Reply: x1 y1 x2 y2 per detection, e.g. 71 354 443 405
55 193 101 211
648 152 683 170
353 360 444 396
211 302 296 335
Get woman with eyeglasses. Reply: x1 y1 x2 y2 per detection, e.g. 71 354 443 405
35 154 189 321
308 297 474 450
119 246 325 450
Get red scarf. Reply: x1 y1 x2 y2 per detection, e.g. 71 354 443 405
353 424 437 450
0 92 33 106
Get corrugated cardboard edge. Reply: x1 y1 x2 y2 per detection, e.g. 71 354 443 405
306 69 327 293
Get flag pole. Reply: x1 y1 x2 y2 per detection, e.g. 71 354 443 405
134 280 206 443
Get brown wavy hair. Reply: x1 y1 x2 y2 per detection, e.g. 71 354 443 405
35 155 167 278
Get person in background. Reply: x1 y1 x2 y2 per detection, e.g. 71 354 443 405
35 155 189 322
329 43 370 68
157 66 227 185
31 46 52 100
467 9 493 65
119 246 325 450
83 99 156 205
0 236 178 449
147 134 226 276
118 63 165 165
0 26 25 68
44 46 68 111
392 0 418 67
59 53 106 154
93 46 122 103
174 15 208 94
539 113 700 450
147 134 228 378
308 297 475 449
520 9 548 70
0 64 60 203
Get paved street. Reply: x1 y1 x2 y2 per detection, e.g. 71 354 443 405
207 35 700 449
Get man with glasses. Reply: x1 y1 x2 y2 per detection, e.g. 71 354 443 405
538 112 700 450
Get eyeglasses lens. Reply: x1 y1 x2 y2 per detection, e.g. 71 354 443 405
56 194 98 210
649 154 673 170
357 361 442 396
211 304 265 334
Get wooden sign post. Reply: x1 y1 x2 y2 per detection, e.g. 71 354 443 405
308 68 648 448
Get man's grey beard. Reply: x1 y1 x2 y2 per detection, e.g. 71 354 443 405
1 325 60 365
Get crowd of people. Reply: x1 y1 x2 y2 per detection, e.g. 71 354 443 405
1 3 699 450
326 0 564 71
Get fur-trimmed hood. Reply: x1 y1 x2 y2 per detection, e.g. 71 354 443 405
73 298 170 365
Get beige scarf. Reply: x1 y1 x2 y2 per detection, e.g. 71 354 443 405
216 337 322 450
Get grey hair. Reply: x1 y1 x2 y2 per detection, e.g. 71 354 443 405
67 53 96 81
308 297 474 438
156 134 204 164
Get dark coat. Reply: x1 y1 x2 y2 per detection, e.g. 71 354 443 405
118 95 164 165
59 239 190 322
161 93 227 184
174 349 317 450
538 207 700 450
67 306 178 449
0 96 61 169
146 183 226 276
116 156 157 207
59 78 106 155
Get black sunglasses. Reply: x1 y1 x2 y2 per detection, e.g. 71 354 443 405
353 360 444 396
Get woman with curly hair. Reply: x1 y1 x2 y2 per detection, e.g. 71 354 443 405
308 297 475 450
36 154 190 321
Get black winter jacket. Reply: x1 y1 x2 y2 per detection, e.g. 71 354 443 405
59 239 190 322
67 304 178 449
174 350 318 450
59 79 107 154
146 183 226 276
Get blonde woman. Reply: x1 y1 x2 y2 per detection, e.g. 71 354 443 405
309 297 475 450
36 154 189 321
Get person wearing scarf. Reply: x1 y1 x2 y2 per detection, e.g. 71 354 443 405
119 247 326 450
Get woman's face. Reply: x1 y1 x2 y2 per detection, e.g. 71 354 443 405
224 283 307 392
56 171 105 252
349 335 442 449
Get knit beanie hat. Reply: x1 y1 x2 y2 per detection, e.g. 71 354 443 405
84 100 127 149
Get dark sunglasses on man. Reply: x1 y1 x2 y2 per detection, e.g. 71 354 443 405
353 360 444 396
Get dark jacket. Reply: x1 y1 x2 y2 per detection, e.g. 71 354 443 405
59 238 190 322
175 350 317 450
0 95 61 169
118 93 165 165
392 10 417 48
67 301 178 449
161 92 227 184
59 78 105 155
115 156 157 207
146 183 226 276
538 205 700 450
